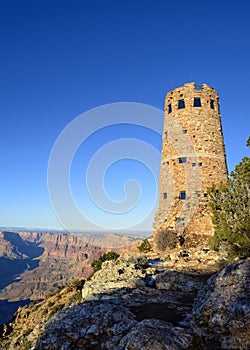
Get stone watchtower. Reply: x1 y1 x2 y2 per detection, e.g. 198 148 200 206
153 82 228 248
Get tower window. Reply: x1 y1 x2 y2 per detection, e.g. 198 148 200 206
178 157 187 163
210 100 215 109
194 97 201 107
168 104 172 113
178 99 185 109
182 129 187 134
163 192 167 199
176 217 184 222
179 191 186 200
192 162 196 167
204 193 208 198
194 84 203 90
198 162 202 167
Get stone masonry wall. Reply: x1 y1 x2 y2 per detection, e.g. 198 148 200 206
153 82 228 248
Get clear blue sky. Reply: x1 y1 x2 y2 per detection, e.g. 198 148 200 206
1 0 249 232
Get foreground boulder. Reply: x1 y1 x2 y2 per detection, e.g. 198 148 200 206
35 258 202 349
35 300 193 350
192 260 250 349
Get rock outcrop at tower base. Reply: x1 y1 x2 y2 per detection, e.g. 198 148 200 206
35 259 250 350
153 82 228 249
1 249 249 350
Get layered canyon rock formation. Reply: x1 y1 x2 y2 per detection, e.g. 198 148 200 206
0 230 141 324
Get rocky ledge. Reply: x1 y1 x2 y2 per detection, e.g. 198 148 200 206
1 254 249 350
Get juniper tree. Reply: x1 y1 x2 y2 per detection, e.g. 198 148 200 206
208 137 250 258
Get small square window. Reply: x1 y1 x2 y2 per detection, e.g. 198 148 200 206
195 191 201 198
210 100 215 109
178 157 187 163
179 191 186 200
204 193 208 198
163 192 168 199
192 162 196 167
194 84 203 90
198 162 202 167
176 217 184 222
168 104 172 113
194 97 201 107
182 129 187 134
178 99 185 109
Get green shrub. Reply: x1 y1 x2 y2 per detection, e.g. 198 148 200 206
68 291 82 305
208 137 250 259
72 279 85 290
138 239 151 252
49 303 65 317
23 328 33 337
91 251 120 273
23 341 33 350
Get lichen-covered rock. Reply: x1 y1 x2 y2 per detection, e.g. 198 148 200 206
192 260 250 349
82 259 154 300
119 319 192 350
34 257 202 350
82 256 212 301
0 255 206 350
35 301 138 350
155 269 205 294
35 298 193 350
